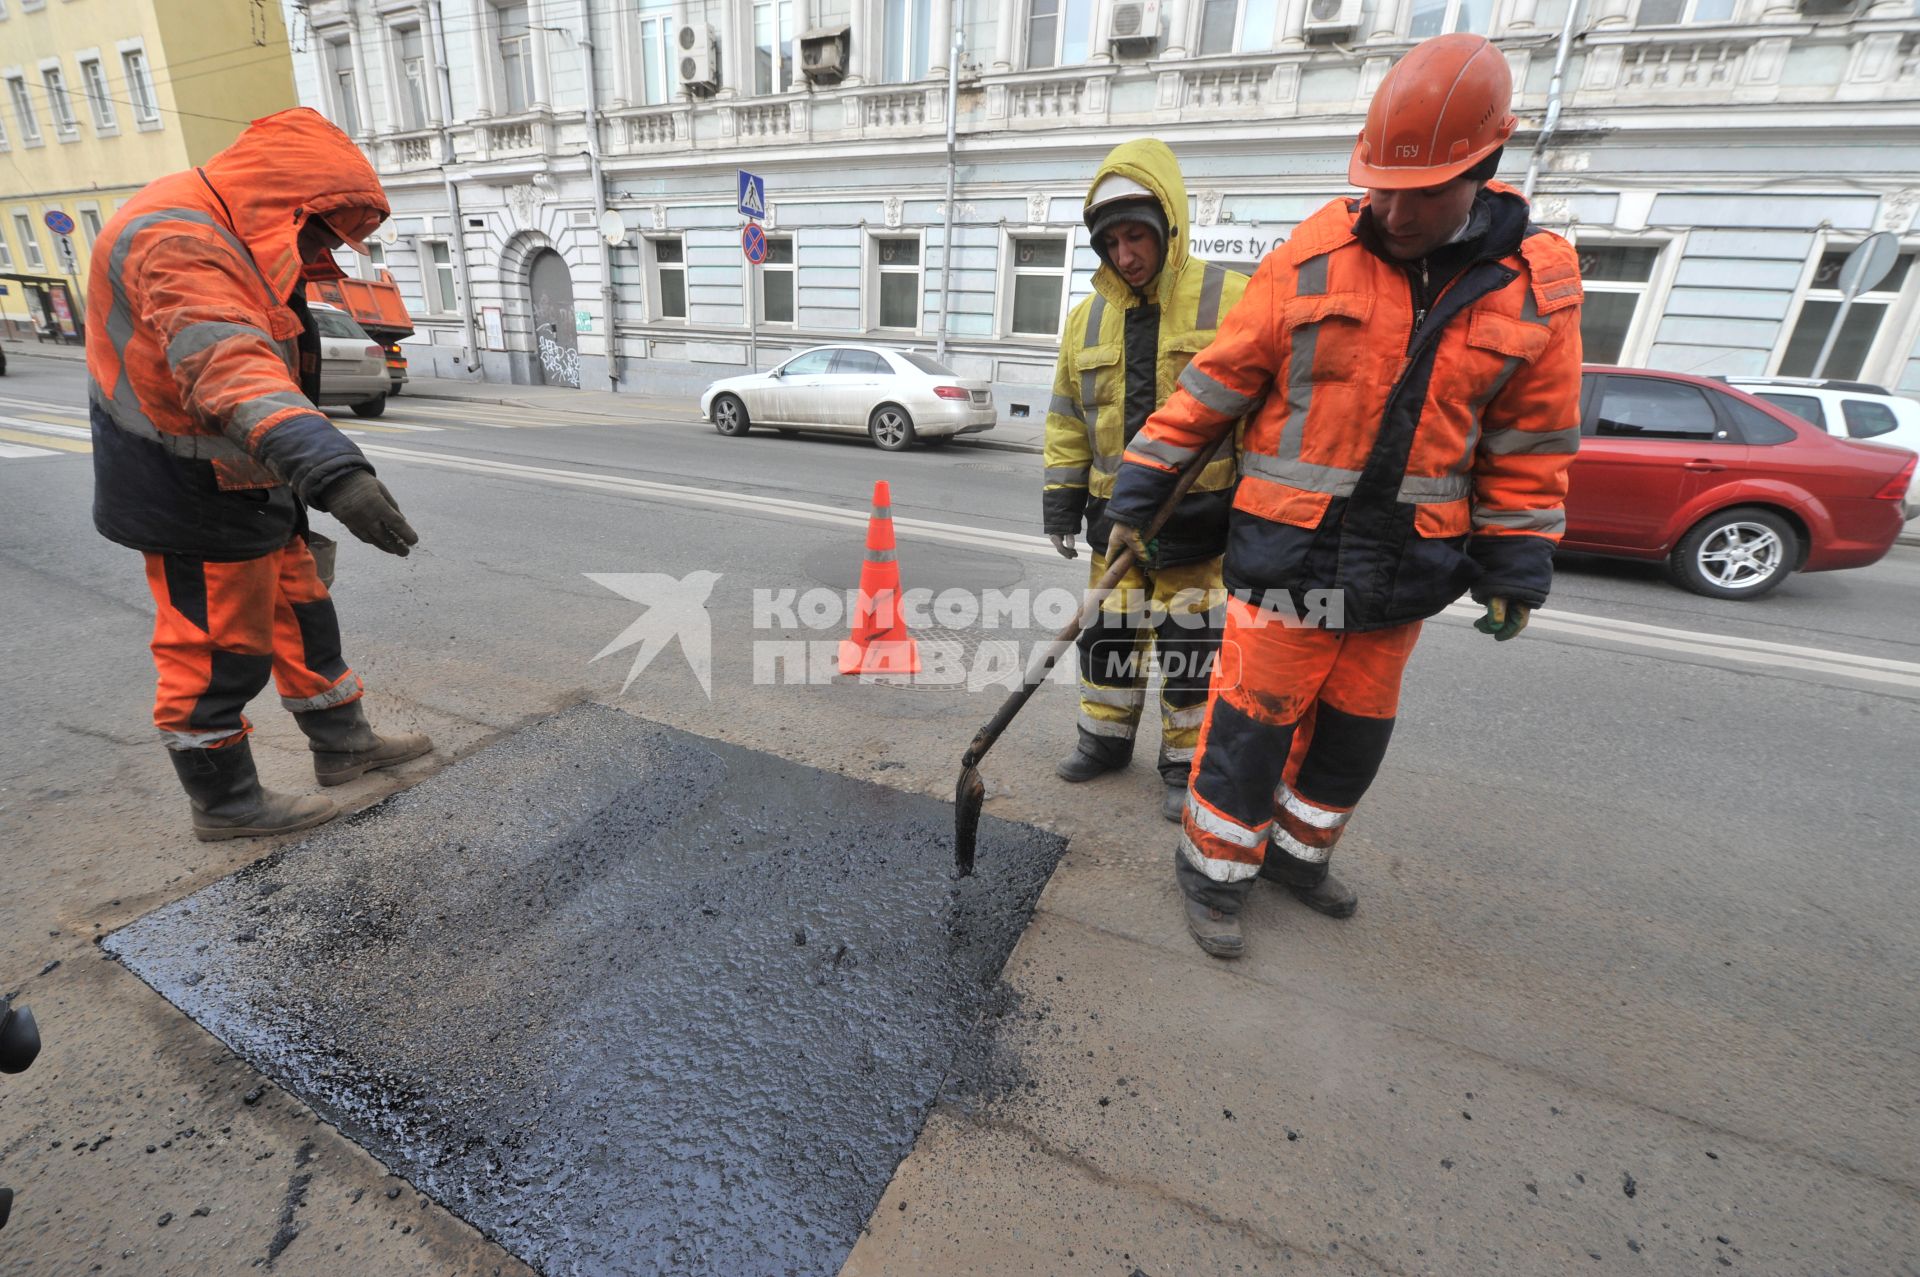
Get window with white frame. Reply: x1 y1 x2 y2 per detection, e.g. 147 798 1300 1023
78 56 116 132
760 235 794 323
634 0 679 104
1408 0 1491 37
1634 0 1735 23
754 0 795 94
122 48 159 125
1025 0 1095 69
12 212 45 270
42 62 77 137
497 3 535 114
650 237 687 320
886 0 933 81
0 108 9 151
79 204 102 247
1778 248 1916 380
1574 243 1662 365
424 239 458 312
0 226 13 270
396 26 430 129
7 76 42 144
872 236 922 331
362 240 387 281
1007 235 1068 337
326 40 360 135
1197 0 1280 55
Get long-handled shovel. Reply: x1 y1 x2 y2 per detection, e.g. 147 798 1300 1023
954 428 1233 876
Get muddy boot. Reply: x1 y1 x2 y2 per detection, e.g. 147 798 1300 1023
1055 728 1131 783
169 741 337 843
1161 784 1187 823
1174 846 1247 959
1260 852 1358 919
295 700 433 787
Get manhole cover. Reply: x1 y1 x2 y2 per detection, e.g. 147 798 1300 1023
106 703 1064 1276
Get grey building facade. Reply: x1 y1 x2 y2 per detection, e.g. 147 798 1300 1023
287 0 1920 409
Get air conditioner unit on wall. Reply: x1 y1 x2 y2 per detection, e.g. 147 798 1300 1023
800 26 850 86
677 22 719 96
1301 0 1361 41
1108 0 1160 51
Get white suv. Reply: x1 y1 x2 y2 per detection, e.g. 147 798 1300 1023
1724 377 1919 511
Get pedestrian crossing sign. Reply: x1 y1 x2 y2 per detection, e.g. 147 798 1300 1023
737 170 767 220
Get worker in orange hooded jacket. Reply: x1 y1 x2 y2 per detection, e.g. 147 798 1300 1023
1104 35 1585 958
87 108 430 842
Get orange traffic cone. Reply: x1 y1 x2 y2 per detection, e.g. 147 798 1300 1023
838 480 921 676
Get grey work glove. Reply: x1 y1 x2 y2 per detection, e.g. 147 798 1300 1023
320 471 418 557
1106 520 1153 568
1048 532 1079 560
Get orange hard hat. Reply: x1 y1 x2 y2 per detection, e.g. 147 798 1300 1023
1349 33 1517 191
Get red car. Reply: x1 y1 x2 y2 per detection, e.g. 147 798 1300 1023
1561 367 1916 599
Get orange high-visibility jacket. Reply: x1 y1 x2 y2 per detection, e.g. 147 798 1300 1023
1106 187 1584 631
86 108 389 560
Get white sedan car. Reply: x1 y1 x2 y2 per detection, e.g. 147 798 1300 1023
700 345 996 451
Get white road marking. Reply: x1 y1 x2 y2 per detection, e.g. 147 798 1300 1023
0 414 91 440
363 441 1920 693
0 440 60 459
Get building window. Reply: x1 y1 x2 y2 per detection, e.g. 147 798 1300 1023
497 3 535 114
78 57 116 133
396 26 431 129
1007 236 1067 337
754 0 796 95
651 237 687 320
12 212 44 270
635 2 679 104
362 240 387 281
122 49 160 125
79 205 102 247
1025 0 1094 69
1409 0 1491 37
42 63 78 137
424 240 458 312
0 228 13 270
1634 0 1735 23
886 0 933 81
1575 243 1662 365
1197 0 1280 54
7 76 42 144
1778 248 1916 380
759 235 795 323
873 236 922 330
324 41 359 135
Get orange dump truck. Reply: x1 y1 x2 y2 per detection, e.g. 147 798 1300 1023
304 272 414 394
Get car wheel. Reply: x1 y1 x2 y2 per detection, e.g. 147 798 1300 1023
350 394 387 419
1669 507 1797 599
868 404 915 452
712 393 750 438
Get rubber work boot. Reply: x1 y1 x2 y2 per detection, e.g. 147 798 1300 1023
1260 854 1358 919
1183 898 1243 959
295 700 434 787
1161 784 1187 823
168 740 338 843
1055 728 1131 783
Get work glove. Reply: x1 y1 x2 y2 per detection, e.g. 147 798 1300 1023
1473 598 1530 642
320 471 418 557
1106 520 1153 569
1048 533 1078 560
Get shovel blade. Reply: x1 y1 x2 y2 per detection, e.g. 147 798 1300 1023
953 765 984 878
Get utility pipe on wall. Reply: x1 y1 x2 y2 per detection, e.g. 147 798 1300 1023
580 0 622 391
1522 0 1585 203
428 0 481 373
935 1 963 360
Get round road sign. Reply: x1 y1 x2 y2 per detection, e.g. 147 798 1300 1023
1837 231 1900 301
44 210 75 237
742 223 769 266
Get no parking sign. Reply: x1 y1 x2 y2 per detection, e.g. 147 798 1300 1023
741 223 769 266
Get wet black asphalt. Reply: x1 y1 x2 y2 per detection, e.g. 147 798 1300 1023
105 704 1066 1276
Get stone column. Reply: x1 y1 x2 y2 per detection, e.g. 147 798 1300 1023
1588 0 1632 26
1277 0 1308 49
993 0 1018 71
1368 0 1402 43
931 0 954 75
1505 0 1540 31
530 0 555 109
1161 0 1189 56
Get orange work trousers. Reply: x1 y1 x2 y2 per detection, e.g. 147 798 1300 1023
143 535 362 750
1179 596 1422 888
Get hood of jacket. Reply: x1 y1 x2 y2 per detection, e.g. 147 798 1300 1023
1083 137 1190 308
198 107 389 303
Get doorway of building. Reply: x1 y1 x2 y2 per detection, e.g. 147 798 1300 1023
527 249 580 389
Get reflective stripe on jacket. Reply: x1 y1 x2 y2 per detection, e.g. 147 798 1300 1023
1042 138 1248 568
1106 187 1583 630
86 108 386 559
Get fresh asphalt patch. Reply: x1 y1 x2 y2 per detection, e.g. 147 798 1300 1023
104 703 1066 1275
